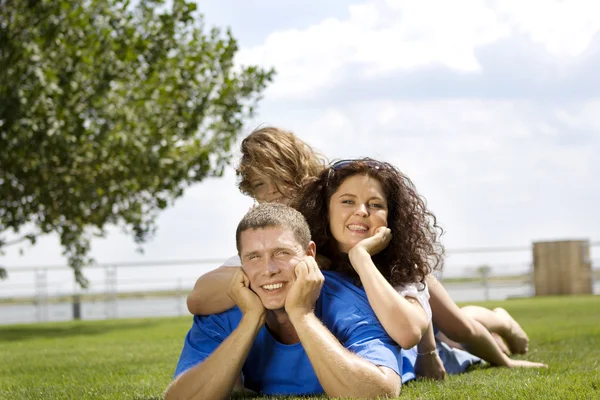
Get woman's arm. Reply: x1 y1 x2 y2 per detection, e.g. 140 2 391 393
348 245 428 349
414 322 447 380
187 266 239 315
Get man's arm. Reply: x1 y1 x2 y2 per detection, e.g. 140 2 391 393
164 314 263 400
291 312 400 398
166 270 266 400
286 258 401 399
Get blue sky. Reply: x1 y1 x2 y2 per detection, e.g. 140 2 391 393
3 0 599 278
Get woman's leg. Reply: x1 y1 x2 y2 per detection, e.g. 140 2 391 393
428 275 545 368
491 332 511 355
461 305 529 354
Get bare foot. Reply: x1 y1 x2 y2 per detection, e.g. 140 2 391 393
491 332 511 355
507 359 548 368
494 307 529 354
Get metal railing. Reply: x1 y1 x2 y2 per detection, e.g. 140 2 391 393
1 242 598 325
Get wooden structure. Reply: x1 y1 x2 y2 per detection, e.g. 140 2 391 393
532 240 593 296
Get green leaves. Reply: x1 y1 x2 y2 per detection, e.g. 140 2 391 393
0 0 274 286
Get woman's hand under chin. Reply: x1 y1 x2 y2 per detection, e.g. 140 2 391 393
348 226 392 259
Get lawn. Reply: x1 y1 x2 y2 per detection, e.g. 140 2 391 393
1 296 599 400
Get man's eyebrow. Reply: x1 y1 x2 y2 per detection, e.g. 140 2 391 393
273 246 295 253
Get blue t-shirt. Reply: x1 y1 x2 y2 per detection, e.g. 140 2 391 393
174 270 416 396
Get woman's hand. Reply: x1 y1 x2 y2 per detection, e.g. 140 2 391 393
347 227 392 276
415 351 447 381
349 226 392 257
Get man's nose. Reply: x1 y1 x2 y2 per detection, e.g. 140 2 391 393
262 258 280 276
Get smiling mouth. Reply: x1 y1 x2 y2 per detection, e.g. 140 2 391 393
262 283 285 291
347 224 369 233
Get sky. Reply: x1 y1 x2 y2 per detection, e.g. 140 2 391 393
2 0 600 284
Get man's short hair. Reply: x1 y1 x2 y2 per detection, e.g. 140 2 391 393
236 203 311 253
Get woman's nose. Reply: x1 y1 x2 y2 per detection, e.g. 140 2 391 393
354 204 368 216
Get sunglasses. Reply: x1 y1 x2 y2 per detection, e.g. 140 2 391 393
327 158 388 186
330 158 387 171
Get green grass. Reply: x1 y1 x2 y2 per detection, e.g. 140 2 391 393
1 296 599 399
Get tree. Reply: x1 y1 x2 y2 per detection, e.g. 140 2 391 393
0 0 274 285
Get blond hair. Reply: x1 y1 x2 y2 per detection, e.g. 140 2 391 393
237 126 327 199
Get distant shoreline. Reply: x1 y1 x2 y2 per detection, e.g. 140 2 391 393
0 274 535 305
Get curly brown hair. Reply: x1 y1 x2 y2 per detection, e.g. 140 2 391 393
293 158 444 287
236 126 327 200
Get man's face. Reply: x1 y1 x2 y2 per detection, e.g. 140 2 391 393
239 226 315 311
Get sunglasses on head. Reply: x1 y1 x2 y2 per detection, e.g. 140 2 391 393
327 158 388 186
330 158 387 171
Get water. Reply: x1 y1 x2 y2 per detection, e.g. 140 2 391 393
0 297 189 325
2 282 597 326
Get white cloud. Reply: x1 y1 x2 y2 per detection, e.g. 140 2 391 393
3 0 600 284
493 0 600 58
258 99 600 248
237 0 600 100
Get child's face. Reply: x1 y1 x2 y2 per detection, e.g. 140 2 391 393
250 175 292 205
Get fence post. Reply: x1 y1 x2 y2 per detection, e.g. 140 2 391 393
104 265 117 319
34 268 48 322
477 265 491 301
177 278 183 316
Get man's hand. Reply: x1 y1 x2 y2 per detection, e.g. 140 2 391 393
349 226 392 258
228 269 266 324
285 256 324 318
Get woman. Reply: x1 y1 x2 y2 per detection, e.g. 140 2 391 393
187 127 546 377
295 158 546 372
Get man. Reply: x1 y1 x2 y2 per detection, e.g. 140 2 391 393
165 203 408 399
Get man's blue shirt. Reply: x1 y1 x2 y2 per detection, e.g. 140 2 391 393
174 270 415 396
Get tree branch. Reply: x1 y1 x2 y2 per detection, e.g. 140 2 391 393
1 232 39 247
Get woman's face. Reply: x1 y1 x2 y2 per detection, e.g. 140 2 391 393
251 175 292 205
328 174 389 253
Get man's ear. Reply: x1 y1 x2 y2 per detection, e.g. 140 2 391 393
306 241 316 257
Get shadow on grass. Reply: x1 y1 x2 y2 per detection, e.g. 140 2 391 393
0 319 164 342
132 393 287 400
132 397 163 400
